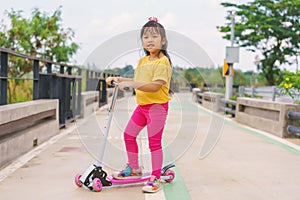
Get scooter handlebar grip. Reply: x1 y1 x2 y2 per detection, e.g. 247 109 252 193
111 80 119 86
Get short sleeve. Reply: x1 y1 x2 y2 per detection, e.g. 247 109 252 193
152 57 171 83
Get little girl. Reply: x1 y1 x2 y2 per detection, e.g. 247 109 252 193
106 17 172 193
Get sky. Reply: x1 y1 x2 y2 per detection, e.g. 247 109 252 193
0 0 262 72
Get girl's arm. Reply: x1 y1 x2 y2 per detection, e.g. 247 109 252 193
120 80 165 92
105 76 133 85
106 76 164 92
118 77 133 82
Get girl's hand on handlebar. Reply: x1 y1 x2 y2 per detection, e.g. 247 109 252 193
105 77 121 86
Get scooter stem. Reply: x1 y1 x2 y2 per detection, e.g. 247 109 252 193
97 82 119 166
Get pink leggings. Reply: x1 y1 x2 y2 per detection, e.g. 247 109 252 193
124 102 168 178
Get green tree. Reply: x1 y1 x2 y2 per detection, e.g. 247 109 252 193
1 7 79 61
233 69 247 86
219 0 300 85
119 64 134 78
183 68 205 87
0 7 79 103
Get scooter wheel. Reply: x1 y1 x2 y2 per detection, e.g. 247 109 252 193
75 174 83 187
164 170 175 182
92 178 102 192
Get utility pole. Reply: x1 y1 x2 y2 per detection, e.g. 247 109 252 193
224 11 239 100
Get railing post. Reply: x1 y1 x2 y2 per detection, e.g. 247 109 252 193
47 63 52 73
33 60 39 100
85 70 89 91
0 51 8 105
251 87 255 98
272 86 276 101
77 68 82 116
225 102 229 115
59 75 66 126
238 85 244 97
71 76 76 120
232 103 236 118
60 65 64 74
65 68 71 118
67 67 72 75
99 79 107 107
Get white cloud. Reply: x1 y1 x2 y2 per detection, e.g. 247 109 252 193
160 13 176 27
83 12 138 38
0 0 261 71
107 13 137 32
143 0 158 8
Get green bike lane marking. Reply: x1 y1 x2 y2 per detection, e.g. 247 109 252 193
161 96 196 200
193 99 300 156
162 140 192 200
227 119 300 155
163 166 191 200
163 94 300 199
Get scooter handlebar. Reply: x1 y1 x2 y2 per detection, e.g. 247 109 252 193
111 80 119 86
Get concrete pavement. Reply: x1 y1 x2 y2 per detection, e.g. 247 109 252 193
1 92 300 200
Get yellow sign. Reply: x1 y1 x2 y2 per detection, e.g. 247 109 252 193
223 60 234 76
223 60 229 76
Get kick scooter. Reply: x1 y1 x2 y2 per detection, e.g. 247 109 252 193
75 81 175 192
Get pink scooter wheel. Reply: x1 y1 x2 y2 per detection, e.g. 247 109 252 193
92 178 102 192
164 170 175 182
75 174 83 187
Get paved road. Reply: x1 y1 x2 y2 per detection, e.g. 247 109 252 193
1 93 300 200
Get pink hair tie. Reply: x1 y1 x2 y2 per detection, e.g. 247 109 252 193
148 17 158 22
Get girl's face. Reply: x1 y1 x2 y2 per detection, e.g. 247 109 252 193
142 27 166 55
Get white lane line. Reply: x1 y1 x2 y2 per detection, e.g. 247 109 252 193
0 123 78 182
140 134 166 200
145 190 166 200
193 99 300 152
231 120 300 151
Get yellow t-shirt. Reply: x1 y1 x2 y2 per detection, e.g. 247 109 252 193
134 55 172 105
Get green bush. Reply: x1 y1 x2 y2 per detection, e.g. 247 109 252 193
279 70 300 99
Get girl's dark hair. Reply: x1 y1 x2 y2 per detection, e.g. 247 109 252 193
140 20 172 65
140 20 174 94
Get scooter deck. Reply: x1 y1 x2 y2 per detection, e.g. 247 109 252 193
107 175 149 185
76 164 175 191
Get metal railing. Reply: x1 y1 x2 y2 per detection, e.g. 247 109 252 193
195 91 237 117
220 98 236 117
238 86 280 101
238 86 300 101
0 47 122 127
196 92 203 104
287 111 300 137
0 47 83 127
85 71 111 108
0 47 114 127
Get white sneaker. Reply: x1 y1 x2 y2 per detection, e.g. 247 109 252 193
142 175 162 193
